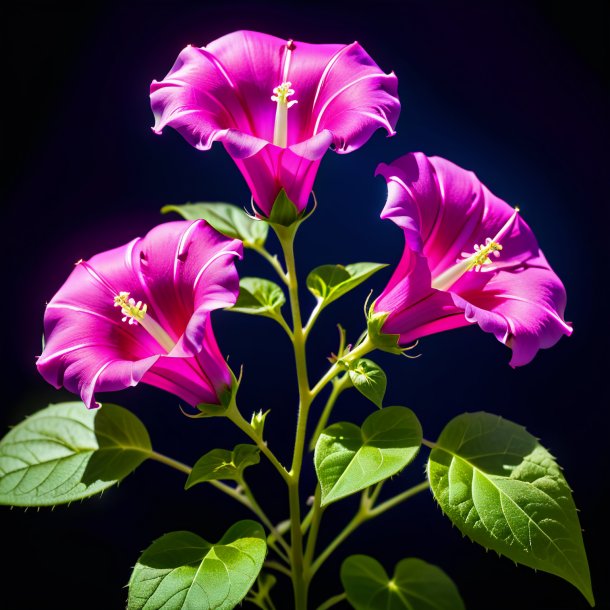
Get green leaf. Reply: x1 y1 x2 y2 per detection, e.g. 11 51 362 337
0 402 151 506
185 444 260 488
128 520 267 610
428 412 594 606
315 406 422 506
230 277 286 317
162 202 268 247
267 189 299 226
349 359 387 408
307 262 387 307
341 555 465 610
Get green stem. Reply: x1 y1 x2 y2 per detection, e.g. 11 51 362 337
250 243 289 285
273 312 295 340
288 482 308 609
303 300 324 339
310 480 430 577
316 593 348 610
368 480 430 518
367 481 384 507
422 437 436 449
308 373 351 451
276 223 310 610
227 405 291 484
149 450 192 475
303 485 323 574
264 560 292 578
309 335 374 401
241 479 292 562
149 451 269 525
310 503 367 578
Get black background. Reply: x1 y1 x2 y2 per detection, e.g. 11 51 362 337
2 1 608 608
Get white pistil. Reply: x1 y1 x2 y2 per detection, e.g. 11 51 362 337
431 208 520 292
113 291 176 353
271 81 297 148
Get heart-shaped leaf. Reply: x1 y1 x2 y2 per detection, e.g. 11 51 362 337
128 520 267 610
307 262 387 307
315 406 422 506
230 277 285 317
185 444 260 488
349 358 387 408
341 555 465 610
0 402 151 506
162 202 268 246
428 412 594 606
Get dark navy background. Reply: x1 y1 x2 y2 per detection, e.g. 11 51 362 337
2 1 607 608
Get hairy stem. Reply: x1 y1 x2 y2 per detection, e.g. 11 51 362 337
308 373 351 451
310 480 430 577
303 485 323 575
368 480 430 518
227 406 291 484
251 243 289 284
241 479 292 562
276 223 310 610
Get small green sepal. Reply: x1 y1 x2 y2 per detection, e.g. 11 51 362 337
250 409 270 440
266 189 301 227
195 369 241 417
366 305 403 354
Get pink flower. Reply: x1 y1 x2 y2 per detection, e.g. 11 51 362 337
150 30 400 216
37 221 243 408
373 152 572 366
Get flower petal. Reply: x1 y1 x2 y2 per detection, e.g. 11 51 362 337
38 221 241 408
375 152 571 365
452 261 572 366
133 220 242 357
152 31 401 214
310 42 400 152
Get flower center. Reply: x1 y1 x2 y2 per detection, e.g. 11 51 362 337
114 291 147 324
114 291 176 353
461 238 503 272
431 207 520 291
271 81 297 148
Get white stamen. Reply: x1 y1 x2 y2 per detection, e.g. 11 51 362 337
431 208 520 292
271 81 297 148
113 291 175 353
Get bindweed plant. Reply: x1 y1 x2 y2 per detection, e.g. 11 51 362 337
0 30 593 610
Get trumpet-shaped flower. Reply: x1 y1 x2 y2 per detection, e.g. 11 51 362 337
151 30 400 216
373 152 572 366
37 221 243 408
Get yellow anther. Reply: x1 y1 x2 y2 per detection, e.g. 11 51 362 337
464 239 503 272
271 82 296 105
432 208 519 292
113 291 147 325
271 82 297 148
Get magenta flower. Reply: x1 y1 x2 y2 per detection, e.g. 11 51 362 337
373 152 572 366
150 30 400 216
37 221 243 409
